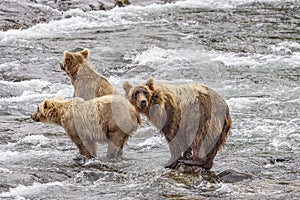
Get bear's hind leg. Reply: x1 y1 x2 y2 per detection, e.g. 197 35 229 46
117 134 129 157
202 159 213 170
69 130 94 158
82 137 97 158
178 146 207 168
201 116 232 170
107 140 119 159
177 144 214 170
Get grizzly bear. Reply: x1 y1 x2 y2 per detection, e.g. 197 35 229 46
59 48 124 158
123 78 232 170
60 48 120 100
31 95 141 159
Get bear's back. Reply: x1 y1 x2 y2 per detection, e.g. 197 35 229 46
74 61 119 100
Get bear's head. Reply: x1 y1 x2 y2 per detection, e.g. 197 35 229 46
60 48 90 78
123 78 157 113
31 97 65 125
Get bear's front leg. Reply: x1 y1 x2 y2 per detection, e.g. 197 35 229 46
164 141 183 169
72 136 94 158
82 137 97 158
65 126 94 159
165 158 179 169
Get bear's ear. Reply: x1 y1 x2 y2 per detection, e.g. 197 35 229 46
43 99 53 110
123 81 132 97
146 78 155 91
63 51 74 60
74 53 84 64
80 48 90 59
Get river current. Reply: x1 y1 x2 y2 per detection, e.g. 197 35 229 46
0 0 299 199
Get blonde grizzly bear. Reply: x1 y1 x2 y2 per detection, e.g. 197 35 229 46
59 48 123 158
123 78 232 170
60 48 120 100
31 95 141 159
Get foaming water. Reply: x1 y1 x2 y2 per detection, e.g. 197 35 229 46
0 0 284 41
0 181 65 199
0 80 73 107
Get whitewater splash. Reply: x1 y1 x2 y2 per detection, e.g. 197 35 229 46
0 0 284 41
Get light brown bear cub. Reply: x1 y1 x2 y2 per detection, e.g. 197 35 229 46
123 78 232 170
31 95 141 159
60 48 120 100
59 48 124 158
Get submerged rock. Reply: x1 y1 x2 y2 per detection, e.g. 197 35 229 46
217 169 253 183
268 157 292 164
0 0 61 31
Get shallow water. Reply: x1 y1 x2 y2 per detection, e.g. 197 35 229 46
0 0 300 199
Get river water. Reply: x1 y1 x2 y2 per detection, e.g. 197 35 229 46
0 0 300 199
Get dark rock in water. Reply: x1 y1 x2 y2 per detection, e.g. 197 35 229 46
0 0 179 31
269 157 291 164
54 0 113 11
0 0 61 31
217 169 253 183
168 165 253 184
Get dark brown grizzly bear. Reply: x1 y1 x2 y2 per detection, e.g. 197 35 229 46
123 78 232 170
60 48 120 100
31 95 141 159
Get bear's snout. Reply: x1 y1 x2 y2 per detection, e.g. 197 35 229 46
140 100 147 109
60 62 65 70
31 113 39 122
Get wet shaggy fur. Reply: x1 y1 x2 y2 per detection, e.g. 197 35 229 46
31 96 141 159
123 78 232 170
60 48 120 100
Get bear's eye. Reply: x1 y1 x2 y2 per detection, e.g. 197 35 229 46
134 91 139 99
65 58 72 67
143 91 148 97
37 107 39 112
